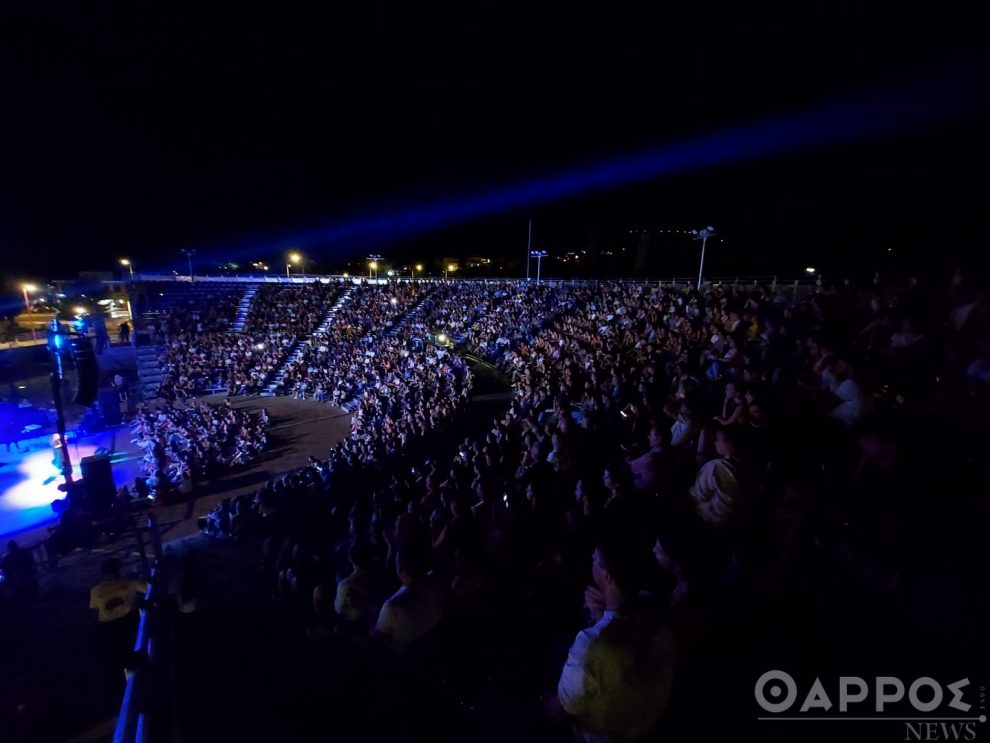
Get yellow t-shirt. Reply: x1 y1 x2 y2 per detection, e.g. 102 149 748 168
90 577 147 622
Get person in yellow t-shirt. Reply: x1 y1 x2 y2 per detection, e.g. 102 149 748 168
90 558 147 622
90 558 147 690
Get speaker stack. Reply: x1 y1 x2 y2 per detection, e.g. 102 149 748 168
80 453 115 514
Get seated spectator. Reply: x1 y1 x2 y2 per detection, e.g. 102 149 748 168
627 424 674 496
828 354 870 427
689 426 754 530
333 540 383 634
375 546 444 652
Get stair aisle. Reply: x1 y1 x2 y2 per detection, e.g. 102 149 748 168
260 287 355 397
232 286 258 332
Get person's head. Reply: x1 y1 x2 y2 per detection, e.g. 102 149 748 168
396 546 432 586
591 539 646 610
647 423 668 451
834 355 856 381
602 461 629 493
6 540 20 554
101 557 122 578
348 540 376 572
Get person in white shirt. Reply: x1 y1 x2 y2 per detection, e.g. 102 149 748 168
556 540 675 743
829 356 869 428
690 427 753 529
375 546 444 652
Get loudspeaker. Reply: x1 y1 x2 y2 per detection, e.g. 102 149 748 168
69 336 99 406
80 453 115 514
97 387 122 426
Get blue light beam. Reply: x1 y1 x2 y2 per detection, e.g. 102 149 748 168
160 57 990 270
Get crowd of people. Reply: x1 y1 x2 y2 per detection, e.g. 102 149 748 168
188 275 988 741
156 281 343 398
153 289 241 398
278 282 430 400
128 399 269 500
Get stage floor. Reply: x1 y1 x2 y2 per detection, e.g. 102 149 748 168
0 426 146 539
0 395 355 544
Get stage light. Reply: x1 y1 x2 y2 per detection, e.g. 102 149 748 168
447 264 456 272
415 264 423 272
805 266 816 274
387 270 395 277
342 272 349 277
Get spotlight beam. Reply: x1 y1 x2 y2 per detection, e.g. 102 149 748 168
122 59 989 272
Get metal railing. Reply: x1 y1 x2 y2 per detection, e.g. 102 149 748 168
124 272 842 289
114 513 167 743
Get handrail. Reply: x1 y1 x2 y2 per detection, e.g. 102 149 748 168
113 513 165 743
121 273 845 287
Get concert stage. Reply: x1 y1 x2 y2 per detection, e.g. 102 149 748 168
0 427 145 539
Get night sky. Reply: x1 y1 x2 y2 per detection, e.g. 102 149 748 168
1 3 988 287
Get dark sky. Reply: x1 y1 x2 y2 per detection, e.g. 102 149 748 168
1 2 988 285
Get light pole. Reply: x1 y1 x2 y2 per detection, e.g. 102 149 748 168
691 226 716 290
120 258 134 278
181 249 197 281
414 263 423 281
367 254 383 280
445 263 456 280
526 218 533 281
286 251 302 279
21 283 37 310
529 250 548 285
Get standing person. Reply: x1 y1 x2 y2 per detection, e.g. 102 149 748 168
119 322 131 344
89 558 147 689
555 539 675 742
1 540 38 607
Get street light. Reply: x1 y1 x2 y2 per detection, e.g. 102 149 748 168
367 254 383 280
529 250 548 285
445 263 457 280
691 226 717 289
286 251 302 279
181 249 197 281
120 258 134 278
21 283 37 310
